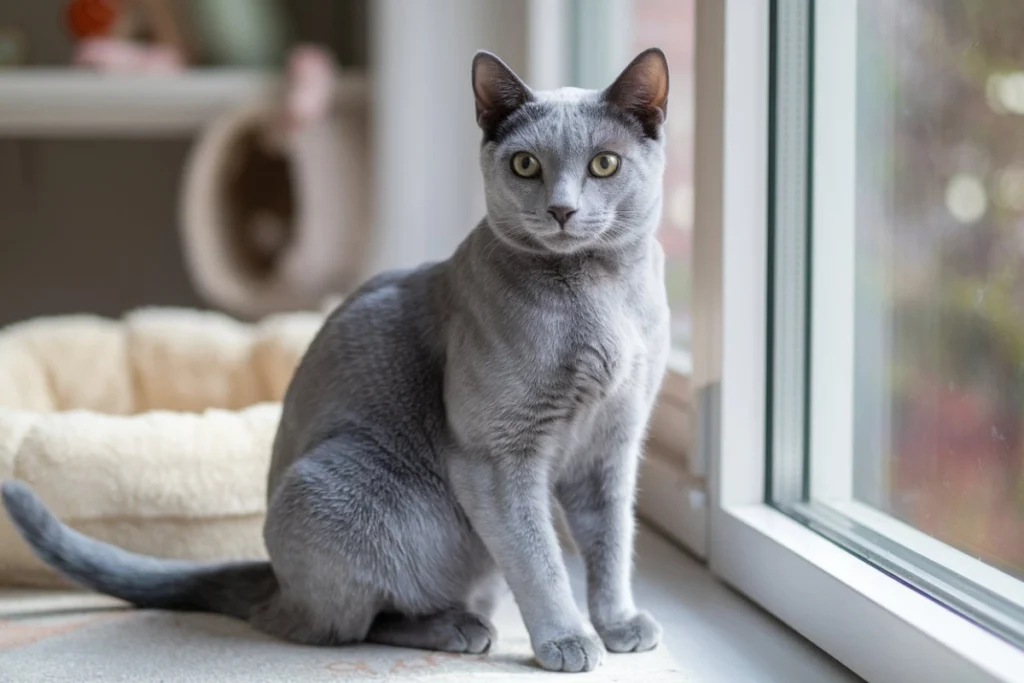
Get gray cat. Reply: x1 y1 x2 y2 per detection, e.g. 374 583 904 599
2 47 670 673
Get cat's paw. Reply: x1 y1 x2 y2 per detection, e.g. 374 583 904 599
595 610 662 653
439 611 496 654
534 632 605 672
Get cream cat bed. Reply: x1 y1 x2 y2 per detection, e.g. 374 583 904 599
0 308 323 587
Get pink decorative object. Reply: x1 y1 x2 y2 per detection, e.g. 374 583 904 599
73 37 184 73
282 44 336 132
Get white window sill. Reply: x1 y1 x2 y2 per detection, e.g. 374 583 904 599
712 504 1024 683
1 524 857 682
565 523 861 682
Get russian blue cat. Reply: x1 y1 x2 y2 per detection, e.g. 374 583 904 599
3 48 671 673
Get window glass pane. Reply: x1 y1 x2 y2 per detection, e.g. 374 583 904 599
632 0 694 350
854 0 1024 582
768 0 1024 645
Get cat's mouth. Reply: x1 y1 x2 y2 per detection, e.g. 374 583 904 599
495 216 603 254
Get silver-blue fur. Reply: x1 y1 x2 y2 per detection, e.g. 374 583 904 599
3 48 671 673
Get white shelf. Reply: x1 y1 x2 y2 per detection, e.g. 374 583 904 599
0 68 369 137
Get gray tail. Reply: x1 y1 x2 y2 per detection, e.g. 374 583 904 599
2 481 277 621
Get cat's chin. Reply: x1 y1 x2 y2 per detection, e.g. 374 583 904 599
535 232 591 254
534 227 626 255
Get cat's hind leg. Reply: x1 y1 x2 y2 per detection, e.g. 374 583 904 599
367 609 495 653
366 565 504 653
250 582 381 646
262 437 497 650
258 442 395 646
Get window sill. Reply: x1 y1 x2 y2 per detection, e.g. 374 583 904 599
711 504 1024 683
1 523 857 682
565 522 860 682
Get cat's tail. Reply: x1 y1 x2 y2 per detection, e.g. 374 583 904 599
1 480 277 621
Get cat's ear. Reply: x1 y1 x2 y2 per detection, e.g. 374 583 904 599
602 48 669 139
472 51 534 138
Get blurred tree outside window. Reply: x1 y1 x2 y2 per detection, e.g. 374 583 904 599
855 0 1024 579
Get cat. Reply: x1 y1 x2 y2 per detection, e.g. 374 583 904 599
2 47 670 674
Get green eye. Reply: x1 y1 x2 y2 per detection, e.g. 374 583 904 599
511 152 541 178
589 152 620 178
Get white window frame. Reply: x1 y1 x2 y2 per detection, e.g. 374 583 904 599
802 0 1024 631
699 2 1024 682
807 0 857 505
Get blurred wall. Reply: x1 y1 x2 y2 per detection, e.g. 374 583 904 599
0 1 544 326
0 139 204 323
368 0 532 274
0 0 369 326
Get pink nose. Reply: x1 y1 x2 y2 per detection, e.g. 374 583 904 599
547 205 578 227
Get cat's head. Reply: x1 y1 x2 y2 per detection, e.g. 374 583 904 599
473 48 668 255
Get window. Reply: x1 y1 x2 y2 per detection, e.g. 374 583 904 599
848 0 1024 584
703 1 1024 681
770 0 1024 646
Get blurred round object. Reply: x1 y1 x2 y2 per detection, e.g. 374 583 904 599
945 173 988 225
179 97 370 318
997 73 1024 115
66 0 120 39
986 72 1024 116
995 167 1024 212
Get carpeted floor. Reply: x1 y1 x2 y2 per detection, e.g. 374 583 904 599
0 588 684 682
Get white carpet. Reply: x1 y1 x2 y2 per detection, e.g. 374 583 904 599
0 589 685 682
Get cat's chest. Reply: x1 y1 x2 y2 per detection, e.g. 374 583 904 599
559 325 633 392
525 300 646 415
444 263 668 456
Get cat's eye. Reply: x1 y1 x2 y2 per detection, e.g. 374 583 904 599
589 153 620 178
511 152 541 178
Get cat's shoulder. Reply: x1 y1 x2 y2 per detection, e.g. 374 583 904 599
331 262 441 316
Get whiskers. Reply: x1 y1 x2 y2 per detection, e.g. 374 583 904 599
484 218 544 260
593 228 641 260
485 207 654 261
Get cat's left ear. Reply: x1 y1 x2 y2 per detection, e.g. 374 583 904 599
603 48 669 139
473 51 534 139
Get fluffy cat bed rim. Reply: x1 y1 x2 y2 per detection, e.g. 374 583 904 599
0 307 323 587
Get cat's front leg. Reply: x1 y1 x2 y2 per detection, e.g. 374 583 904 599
556 417 662 654
449 452 605 673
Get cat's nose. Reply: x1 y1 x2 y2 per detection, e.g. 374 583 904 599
547 205 578 227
